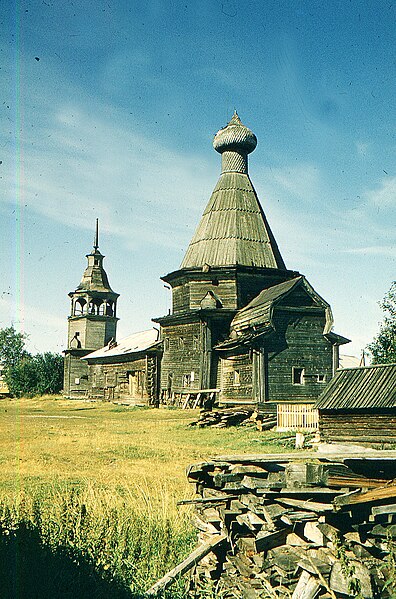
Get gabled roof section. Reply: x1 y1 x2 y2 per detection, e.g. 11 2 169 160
180 113 286 271
82 329 160 361
315 363 396 410
231 276 333 334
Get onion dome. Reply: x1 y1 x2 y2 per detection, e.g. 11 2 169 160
180 113 286 271
212 111 257 175
213 111 257 156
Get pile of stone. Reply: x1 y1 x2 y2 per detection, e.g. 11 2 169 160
186 451 396 598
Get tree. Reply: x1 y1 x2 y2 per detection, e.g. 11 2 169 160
33 352 64 394
0 326 64 397
0 326 29 370
6 356 38 398
367 281 396 364
6 353 64 398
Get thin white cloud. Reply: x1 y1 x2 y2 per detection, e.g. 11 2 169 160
259 163 322 203
355 141 370 157
2 99 215 252
365 175 396 207
344 245 396 258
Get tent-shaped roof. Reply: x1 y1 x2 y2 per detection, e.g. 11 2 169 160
73 221 117 295
77 249 115 293
180 113 286 271
82 329 160 362
316 363 396 410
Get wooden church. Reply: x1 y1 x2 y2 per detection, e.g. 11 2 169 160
64 113 349 424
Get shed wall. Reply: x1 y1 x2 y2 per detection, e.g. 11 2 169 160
319 411 396 445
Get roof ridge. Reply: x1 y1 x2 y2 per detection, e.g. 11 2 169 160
337 362 396 372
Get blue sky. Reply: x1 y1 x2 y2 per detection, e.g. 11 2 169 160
1 0 395 357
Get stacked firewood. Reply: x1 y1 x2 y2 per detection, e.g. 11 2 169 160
189 408 277 429
186 452 396 598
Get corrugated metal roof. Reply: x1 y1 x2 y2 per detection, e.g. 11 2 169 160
180 172 286 270
316 363 396 410
82 329 160 361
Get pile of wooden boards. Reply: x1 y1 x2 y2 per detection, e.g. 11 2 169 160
189 408 277 429
186 451 396 598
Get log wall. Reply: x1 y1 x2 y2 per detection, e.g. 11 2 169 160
160 321 203 391
267 311 332 403
220 351 254 404
87 355 160 404
319 410 396 445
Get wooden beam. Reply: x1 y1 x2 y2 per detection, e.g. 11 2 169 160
334 483 396 508
144 534 227 596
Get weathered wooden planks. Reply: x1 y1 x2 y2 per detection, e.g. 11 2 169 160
185 452 396 597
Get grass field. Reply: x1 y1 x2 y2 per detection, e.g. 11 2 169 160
0 397 291 597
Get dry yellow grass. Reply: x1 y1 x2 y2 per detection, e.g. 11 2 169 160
0 396 286 502
0 397 291 595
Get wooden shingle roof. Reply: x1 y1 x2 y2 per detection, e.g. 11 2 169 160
181 172 286 270
316 363 396 410
231 276 333 333
181 114 286 271
215 276 347 351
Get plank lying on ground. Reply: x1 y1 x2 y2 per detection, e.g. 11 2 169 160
334 482 396 508
177 493 237 505
275 497 334 512
212 451 396 463
144 533 227 597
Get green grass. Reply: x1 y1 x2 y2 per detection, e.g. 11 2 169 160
0 396 292 597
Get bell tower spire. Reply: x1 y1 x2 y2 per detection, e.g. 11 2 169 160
63 221 120 398
93 218 99 251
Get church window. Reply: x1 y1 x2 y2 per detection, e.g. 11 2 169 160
98 302 106 316
317 374 325 383
292 367 305 385
182 373 191 387
179 336 184 349
233 370 240 386
192 335 199 350
164 337 170 350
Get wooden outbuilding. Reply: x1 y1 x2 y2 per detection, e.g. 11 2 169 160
82 329 162 404
315 363 396 445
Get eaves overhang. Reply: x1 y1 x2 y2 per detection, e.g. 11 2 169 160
68 289 120 300
161 265 299 286
84 343 163 365
153 308 237 326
